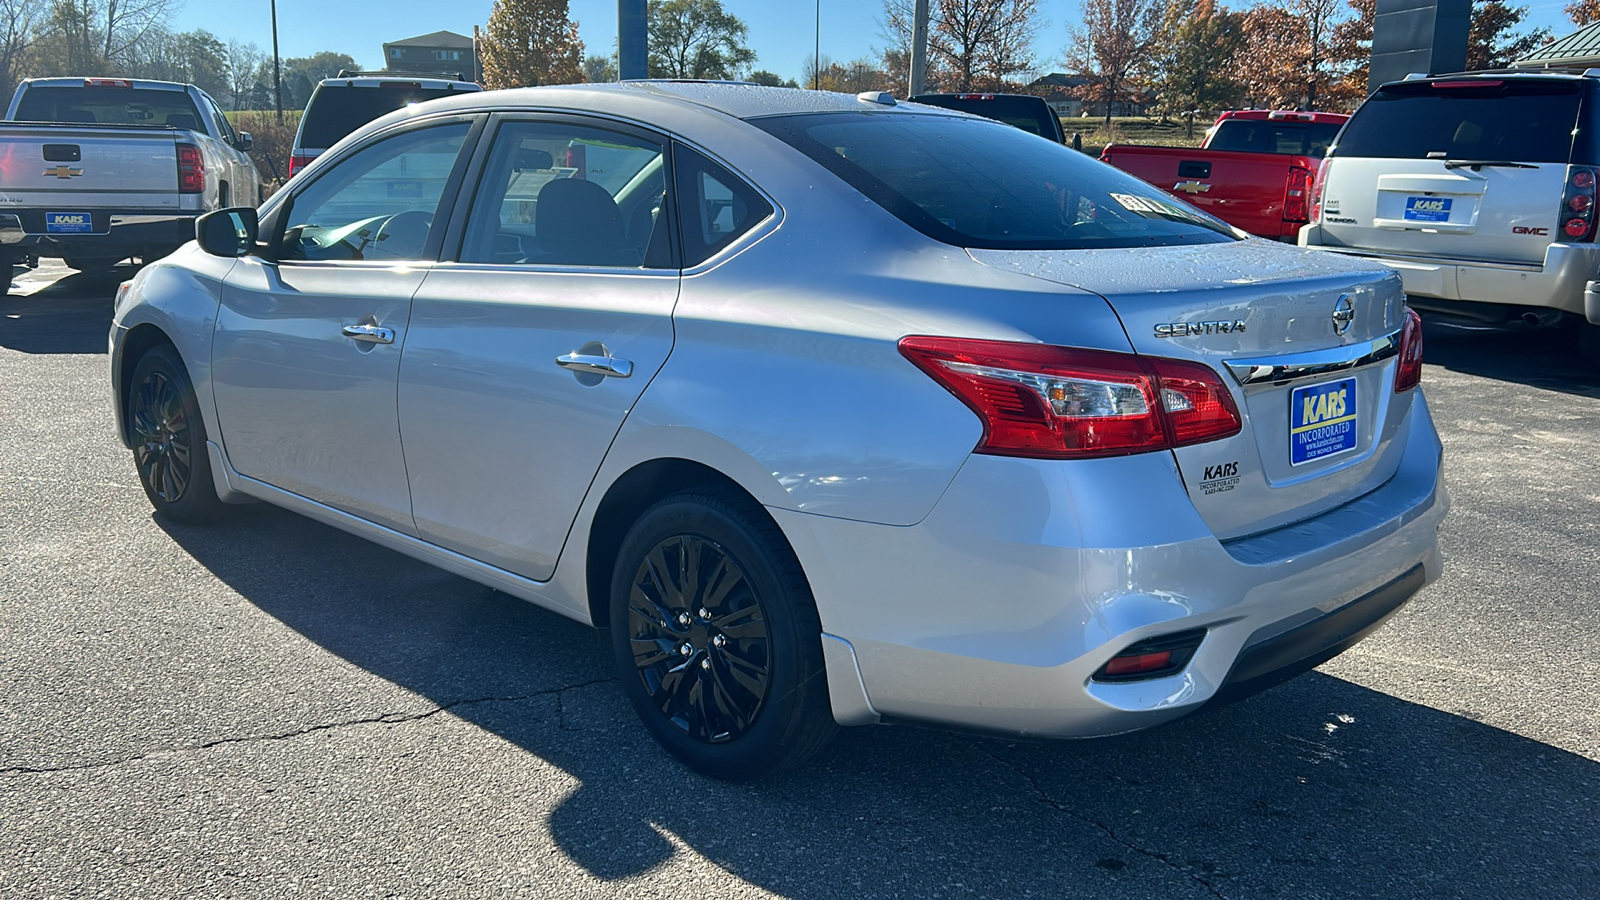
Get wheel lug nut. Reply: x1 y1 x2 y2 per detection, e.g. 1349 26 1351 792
679 643 692 656
676 612 691 627
700 658 711 670
697 607 711 619
712 634 727 648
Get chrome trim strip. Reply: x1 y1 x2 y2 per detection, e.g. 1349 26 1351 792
1225 328 1403 386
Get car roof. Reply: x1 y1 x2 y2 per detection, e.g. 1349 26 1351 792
21 77 191 92
1217 109 1348 123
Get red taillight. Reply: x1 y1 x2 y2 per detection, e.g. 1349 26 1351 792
898 337 1242 459
1284 164 1312 224
1394 308 1423 392
176 143 204 193
1308 162 1329 222
1559 165 1598 242
84 78 132 88
288 153 313 176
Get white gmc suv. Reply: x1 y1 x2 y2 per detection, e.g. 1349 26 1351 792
1300 71 1600 360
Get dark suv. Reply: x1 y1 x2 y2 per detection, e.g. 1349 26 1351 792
907 93 1065 143
290 72 480 176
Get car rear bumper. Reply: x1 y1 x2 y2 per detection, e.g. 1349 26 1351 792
777 391 1447 738
1300 228 1600 316
0 210 195 259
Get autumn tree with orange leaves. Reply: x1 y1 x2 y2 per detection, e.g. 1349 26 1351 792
477 0 584 89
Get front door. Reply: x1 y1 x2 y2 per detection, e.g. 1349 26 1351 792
212 119 475 534
397 116 683 580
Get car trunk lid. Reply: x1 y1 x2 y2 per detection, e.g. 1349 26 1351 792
969 240 1418 539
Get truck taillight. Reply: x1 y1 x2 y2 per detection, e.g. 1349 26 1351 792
1284 164 1312 224
176 143 204 194
1395 308 1424 392
898 337 1241 459
288 153 313 176
1559 166 1598 242
84 78 132 88
1309 162 1330 222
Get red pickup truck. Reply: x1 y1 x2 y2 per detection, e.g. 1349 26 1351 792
1100 110 1348 241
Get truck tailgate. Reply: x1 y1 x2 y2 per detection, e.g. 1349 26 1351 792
1100 144 1309 240
0 125 180 209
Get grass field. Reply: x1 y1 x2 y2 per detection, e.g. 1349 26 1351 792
1060 116 1209 157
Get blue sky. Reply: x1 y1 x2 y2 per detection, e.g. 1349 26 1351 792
175 0 1582 85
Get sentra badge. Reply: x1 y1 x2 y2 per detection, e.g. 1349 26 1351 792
1154 320 1247 337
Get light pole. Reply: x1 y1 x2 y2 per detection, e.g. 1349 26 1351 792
909 0 928 96
813 0 820 90
270 0 282 121
619 0 647 80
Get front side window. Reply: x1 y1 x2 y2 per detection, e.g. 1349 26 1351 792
459 120 670 268
753 112 1238 251
279 122 469 262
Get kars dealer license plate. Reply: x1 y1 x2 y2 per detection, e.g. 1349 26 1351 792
1290 377 1357 466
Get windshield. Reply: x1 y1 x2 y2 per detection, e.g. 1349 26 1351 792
13 86 203 128
753 112 1239 251
1207 119 1344 157
1336 79 1581 163
299 85 467 149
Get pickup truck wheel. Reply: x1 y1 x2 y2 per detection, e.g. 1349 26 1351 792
609 490 837 781
127 345 224 523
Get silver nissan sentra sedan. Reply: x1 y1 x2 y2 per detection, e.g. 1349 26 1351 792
109 83 1447 780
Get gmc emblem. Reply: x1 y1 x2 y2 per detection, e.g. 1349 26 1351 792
1513 226 1549 235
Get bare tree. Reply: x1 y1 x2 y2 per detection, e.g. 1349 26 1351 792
1064 0 1166 127
883 0 1041 92
0 0 45 101
225 40 266 111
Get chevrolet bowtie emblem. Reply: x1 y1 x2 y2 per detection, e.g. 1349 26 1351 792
43 165 84 179
1173 181 1211 194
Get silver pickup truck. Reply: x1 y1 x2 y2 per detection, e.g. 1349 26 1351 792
0 77 260 293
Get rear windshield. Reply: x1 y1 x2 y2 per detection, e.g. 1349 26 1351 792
909 95 1059 140
753 112 1239 251
1207 119 1344 157
13 86 203 128
1336 79 1581 164
299 85 467 149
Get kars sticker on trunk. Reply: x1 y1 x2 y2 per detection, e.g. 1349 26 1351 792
1290 377 1356 466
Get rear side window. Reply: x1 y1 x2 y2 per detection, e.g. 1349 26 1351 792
673 145 773 266
299 85 468 149
754 112 1238 251
13 86 203 128
1336 79 1581 164
1207 120 1344 157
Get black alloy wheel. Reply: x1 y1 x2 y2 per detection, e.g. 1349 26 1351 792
610 490 837 780
127 345 223 523
626 534 772 744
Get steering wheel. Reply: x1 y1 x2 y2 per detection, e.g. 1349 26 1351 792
370 210 433 260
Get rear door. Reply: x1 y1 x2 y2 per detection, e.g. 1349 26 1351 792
1317 78 1580 264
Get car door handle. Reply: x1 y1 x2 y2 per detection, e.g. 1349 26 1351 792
556 352 633 378
341 323 394 344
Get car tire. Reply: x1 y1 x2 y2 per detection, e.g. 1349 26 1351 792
127 345 224 524
609 489 837 780
63 256 121 273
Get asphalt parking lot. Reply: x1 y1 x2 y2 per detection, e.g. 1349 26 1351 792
2 260 1597 898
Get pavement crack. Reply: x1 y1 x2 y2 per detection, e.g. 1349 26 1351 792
971 740 1228 900
0 677 617 778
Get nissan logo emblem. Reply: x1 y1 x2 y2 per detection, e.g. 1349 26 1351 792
1332 295 1355 335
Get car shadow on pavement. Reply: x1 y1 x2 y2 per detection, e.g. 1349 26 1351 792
0 265 128 355
1422 319 1600 398
157 504 1600 898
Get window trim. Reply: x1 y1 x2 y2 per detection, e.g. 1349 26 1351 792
264 113 486 266
439 111 683 273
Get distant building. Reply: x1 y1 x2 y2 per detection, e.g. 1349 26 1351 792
382 31 481 83
1028 73 1157 119
1513 23 1600 72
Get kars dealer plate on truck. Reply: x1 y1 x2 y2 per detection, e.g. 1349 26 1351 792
45 212 93 233
1290 377 1357 466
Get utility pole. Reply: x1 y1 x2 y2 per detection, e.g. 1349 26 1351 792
813 0 820 90
909 0 929 96
619 0 647 80
271 0 282 121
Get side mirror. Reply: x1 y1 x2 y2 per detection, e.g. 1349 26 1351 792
196 207 259 258
235 132 253 152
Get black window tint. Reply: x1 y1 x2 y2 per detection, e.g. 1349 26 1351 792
1206 120 1344 157
279 122 469 262
1336 79 1581 163
753 113 1237 251
673 145 773 266
299 85 467 149
459 120 669 268
14 86 204 127
908 95 1060 140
